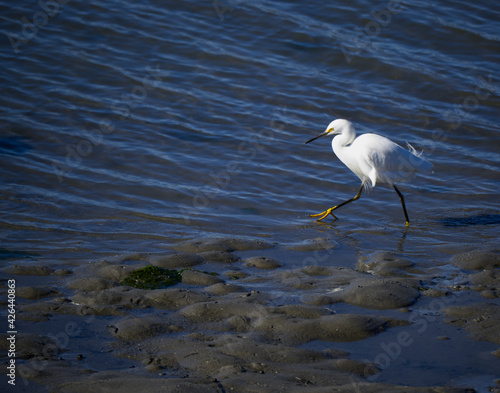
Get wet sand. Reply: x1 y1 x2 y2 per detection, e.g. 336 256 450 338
1 238 499 392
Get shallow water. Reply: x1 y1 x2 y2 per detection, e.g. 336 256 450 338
1 0 500 390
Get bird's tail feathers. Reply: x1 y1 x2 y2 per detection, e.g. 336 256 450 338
406 142 433 173
406 142 422 157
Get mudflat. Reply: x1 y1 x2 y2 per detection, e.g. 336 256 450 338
1 238 499 392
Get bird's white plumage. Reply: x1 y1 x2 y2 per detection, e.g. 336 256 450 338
327 119 432 187
304 118 433 224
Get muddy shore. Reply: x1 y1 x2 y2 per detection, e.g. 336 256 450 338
1 238 499 392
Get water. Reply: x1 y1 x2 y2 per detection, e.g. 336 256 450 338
1 0 499 388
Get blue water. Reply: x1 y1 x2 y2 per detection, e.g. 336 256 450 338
0 0 499 387
1 0 498 259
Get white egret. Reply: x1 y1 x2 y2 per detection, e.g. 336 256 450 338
305 119 433 226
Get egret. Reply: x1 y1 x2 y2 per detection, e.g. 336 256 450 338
305 119 433 226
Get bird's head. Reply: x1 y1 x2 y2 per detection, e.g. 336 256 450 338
304 119 352 144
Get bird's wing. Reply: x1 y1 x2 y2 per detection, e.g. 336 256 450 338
354 133 416 185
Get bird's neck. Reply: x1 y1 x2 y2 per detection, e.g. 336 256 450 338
332 128 356 149
331 128 356 166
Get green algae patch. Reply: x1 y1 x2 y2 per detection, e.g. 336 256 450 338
121 265 219 289
121 265 182 289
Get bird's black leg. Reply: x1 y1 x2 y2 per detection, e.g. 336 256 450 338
310 183 365 221
393 184 410 226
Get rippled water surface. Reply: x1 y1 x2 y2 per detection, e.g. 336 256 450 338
2 0 499 258
1 0 500 387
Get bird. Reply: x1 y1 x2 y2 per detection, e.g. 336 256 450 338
304 119 433 226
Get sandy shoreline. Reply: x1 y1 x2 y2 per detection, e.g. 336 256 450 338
1 237 499 392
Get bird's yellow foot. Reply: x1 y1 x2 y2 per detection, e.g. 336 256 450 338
405 220 410 227
309 207 337 221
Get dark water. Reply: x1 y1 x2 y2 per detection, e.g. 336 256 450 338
1 0 499 256
1 0 499 388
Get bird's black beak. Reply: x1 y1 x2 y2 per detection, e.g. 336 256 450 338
304 130 330 144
